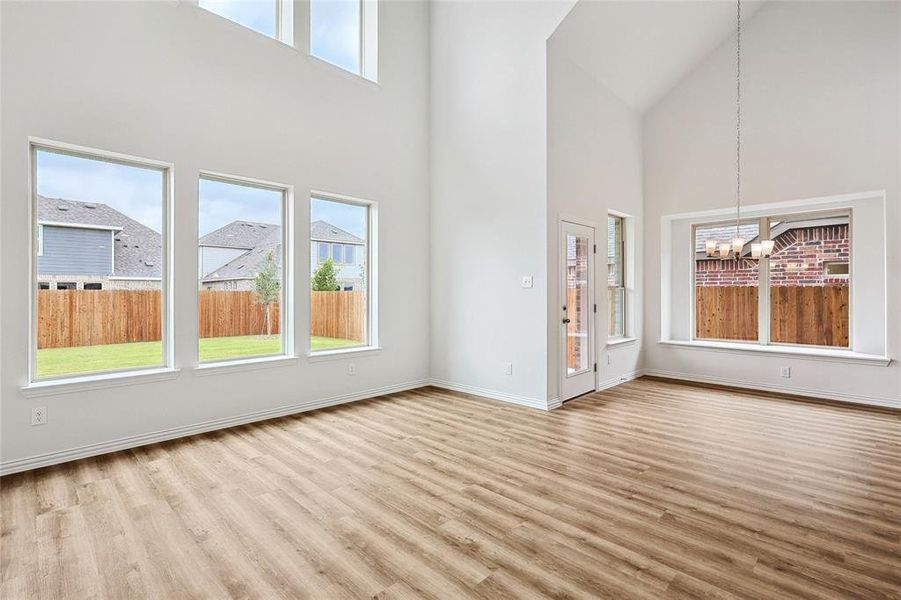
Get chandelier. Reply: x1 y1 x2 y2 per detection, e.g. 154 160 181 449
705 0 774 261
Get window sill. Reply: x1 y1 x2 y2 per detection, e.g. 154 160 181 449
21 367 181 398
194 355 299 377
607 337 638 348
306 346 382 362
658 340 891 366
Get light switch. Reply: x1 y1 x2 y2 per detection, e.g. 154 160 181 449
521 276 533 288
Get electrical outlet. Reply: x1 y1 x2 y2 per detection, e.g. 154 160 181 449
31 406 47 426
504 362 513 375
780 366 791 378
606 354 612 365
521 276 533 288
347 363 356 376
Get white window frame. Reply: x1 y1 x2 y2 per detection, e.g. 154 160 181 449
308 191 378 356
607 213 627 340
27 138 175 384
309 0 378 82
197 171 295 366
36 224 43 256
690 208 853 350
196 0 294 45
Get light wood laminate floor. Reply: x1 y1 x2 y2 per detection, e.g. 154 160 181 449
2 378 900 599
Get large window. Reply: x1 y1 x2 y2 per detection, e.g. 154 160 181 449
693 220 760 342
31 143 170 380
311 0 377 80
199 0 291 42
310 195 374 352
607 215 626 338
693 211 850 348
198 174 291 363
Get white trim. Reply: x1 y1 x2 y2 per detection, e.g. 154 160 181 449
37 224 43 256
606 336 638 348
306 346 382 362
21 368 181 398
309 191 378 354
661 189 884 223
37 221 123 231
663 190 886 356
558 215 598 401
3 379 429 476
643 369 901 410
597 369 644 392
28 138 175 385
658 339 891 366
429 379 552 411
194 355 299 376
198 171 294 364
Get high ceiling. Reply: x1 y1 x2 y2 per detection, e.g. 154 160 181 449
550 0 765 113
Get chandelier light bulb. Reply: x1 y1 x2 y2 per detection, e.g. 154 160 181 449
731 237 745 256
761 239 775 257
751 243 762 259
705 239 718 257
718 243 731 259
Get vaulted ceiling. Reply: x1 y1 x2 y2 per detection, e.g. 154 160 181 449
550 0 765 113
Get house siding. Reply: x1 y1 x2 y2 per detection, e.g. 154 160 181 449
199 246 248 279
38 226 112 276
309 240 365 288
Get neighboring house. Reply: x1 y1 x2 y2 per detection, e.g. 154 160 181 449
198 219 364 291
36 196 162 290
694 215 850 286
310 220 365 291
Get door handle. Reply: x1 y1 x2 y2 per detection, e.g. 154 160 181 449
562 318 571 324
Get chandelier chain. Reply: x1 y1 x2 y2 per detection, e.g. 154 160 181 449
736 0 742 240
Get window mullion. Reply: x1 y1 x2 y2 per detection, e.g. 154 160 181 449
758 216 770 345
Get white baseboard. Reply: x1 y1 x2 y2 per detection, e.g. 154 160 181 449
643 369 900 410
428 379 551 411
597 369 645 392
0 379 430 476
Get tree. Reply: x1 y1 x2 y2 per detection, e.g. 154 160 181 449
312 258 340 292
253 251 280 336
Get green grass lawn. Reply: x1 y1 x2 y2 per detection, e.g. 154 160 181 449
36 335 360 377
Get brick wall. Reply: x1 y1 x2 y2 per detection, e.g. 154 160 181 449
696 224 849 287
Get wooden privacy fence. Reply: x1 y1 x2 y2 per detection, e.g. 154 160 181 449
695 285 848 347
37 290 162 349
198 290 281 339
37 289 366 349
311 291 366 342
770 285 849 347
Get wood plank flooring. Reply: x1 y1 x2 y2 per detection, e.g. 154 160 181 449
2 377 899 599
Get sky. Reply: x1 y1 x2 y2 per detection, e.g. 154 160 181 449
310 0 361 74
197 0 360 74
199 178 282 236
37 149 366 240
198 0 277 38
311 197 366 239
37 150 165 233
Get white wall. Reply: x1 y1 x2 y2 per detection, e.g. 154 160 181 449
429 0 574 409
643 1 900 405
546 42 644 401
0 0 431 471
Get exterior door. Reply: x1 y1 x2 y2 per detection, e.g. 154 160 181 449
560 221 596 401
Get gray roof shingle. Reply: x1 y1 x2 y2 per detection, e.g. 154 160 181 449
38 196 162 278
311 220 363 244
199 221 279 249
202 227 282 282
